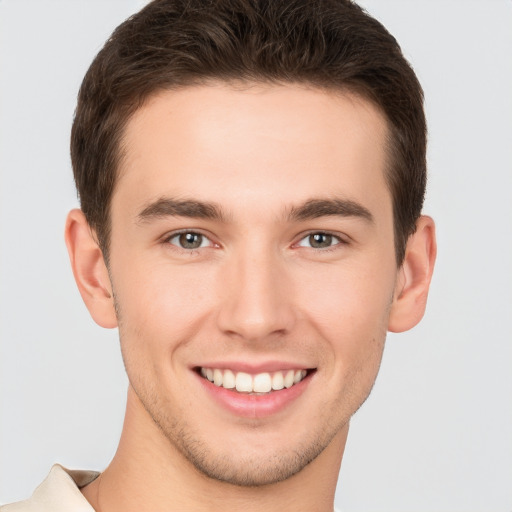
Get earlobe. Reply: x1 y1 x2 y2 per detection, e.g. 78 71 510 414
388 215 437 333
65 209 118 329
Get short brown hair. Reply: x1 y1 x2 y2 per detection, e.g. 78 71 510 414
71 0 426 265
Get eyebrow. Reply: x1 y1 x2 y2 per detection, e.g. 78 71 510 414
136 196 373 225
137 198 226 223
287 198 374 223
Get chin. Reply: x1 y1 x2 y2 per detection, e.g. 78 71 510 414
147 402 346 488
171 432 329 487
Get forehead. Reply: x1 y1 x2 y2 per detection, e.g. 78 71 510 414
115 82 391 219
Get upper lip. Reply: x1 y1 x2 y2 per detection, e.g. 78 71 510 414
193 361 314 373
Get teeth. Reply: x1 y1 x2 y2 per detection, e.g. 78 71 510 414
213 369 223 387
235 372 253 392
284 370 295 388
200 367 308 393
271 372 284 391
294 370 306 384
223 369 236 389
253 373 272 393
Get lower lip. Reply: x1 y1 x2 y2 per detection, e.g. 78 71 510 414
196 371 313 419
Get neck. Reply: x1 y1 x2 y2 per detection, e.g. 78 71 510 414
82 386 347 512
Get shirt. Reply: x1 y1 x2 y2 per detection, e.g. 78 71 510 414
0 465 98 512
1 465 343 511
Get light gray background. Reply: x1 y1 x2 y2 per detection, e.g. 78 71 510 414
1 1 511 510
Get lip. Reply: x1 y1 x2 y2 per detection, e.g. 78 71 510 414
194 365 315 419
194 360 311 373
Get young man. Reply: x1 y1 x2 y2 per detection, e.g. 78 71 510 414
2 0 435 510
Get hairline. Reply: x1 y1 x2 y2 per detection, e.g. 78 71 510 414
97 79 406 267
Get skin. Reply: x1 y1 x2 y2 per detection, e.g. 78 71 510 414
66 83 436 512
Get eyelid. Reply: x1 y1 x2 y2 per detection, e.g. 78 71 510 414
159 228 349 251
294 230 349 249
162 229 218 249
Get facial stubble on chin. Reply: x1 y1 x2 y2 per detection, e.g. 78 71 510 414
127 381 349 487
112 290 387 488
120 353 381 488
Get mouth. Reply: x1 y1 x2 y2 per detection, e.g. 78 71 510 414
197 367 311 394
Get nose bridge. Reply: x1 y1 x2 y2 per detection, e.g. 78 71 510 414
217 241 294 341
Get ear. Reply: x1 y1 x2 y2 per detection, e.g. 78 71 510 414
65 209 118 329
388 215 437 333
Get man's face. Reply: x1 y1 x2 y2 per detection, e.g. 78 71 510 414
107 83 399 485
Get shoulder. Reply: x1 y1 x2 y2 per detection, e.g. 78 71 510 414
1 465 99 512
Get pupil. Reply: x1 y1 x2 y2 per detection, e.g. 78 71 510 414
310 233 332 248
179 233 202 249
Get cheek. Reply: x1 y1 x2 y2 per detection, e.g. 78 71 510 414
293 260 395 358
295 264 393 414
111 258 217 352
112 269 207 400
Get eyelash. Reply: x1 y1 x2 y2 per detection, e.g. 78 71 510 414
163 230 216 252
163 230 347 253
294 231 347 252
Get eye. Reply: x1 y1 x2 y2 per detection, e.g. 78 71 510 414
167 231 211 250
297 232 343 249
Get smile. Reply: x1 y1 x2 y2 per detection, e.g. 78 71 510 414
199 367 308 394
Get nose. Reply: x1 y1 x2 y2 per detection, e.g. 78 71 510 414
216 246 296 343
